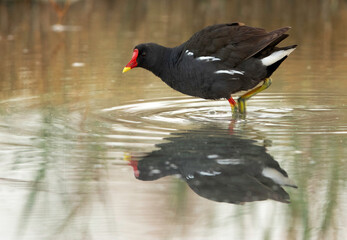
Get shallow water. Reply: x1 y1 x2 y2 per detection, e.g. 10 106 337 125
0 0 346 239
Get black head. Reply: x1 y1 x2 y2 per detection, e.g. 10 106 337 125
123 43 167 74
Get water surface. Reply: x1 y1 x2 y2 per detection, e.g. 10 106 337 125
0 1 346 240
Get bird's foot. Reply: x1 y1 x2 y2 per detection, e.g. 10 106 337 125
237 98 247 114
236 78 273 114
231 105 239 114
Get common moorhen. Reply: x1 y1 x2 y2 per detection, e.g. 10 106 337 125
123 23 296 113
125 125 297 204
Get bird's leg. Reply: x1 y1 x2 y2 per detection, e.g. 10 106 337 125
227 96 238 114
237 78 272 114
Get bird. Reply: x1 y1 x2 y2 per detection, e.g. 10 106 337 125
125 125 297 204
122 23 296 114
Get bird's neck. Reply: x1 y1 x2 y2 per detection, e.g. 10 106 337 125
146 45 173 78
147 45 184 80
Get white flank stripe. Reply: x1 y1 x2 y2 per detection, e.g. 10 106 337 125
186 174 194 179
215 70 245 75
185 50 194 56
262 167 296 187
198 171 221 176
261 48 296 66
196 56 221 62
216 158 242 165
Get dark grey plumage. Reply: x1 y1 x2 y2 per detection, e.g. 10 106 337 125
133 126 297 204
131 23 296 100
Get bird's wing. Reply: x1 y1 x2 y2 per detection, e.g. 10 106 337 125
184 23 290 67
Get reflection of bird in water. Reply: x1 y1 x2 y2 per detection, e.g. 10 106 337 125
126 125 297 204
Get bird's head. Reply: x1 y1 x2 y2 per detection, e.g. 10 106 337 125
123 43 165 73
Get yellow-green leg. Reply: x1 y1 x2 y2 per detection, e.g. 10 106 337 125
237 78 272 114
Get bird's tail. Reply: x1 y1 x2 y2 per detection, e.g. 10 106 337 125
261 45 297 77
262 167 298 188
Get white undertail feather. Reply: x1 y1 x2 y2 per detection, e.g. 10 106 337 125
262 167 297 187
261 48 296 66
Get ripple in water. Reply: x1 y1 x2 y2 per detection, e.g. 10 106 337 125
97 93 346 154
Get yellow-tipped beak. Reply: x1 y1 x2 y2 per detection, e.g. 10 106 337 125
122 67 131 73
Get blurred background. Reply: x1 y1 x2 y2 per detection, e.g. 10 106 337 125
0 0 346 239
